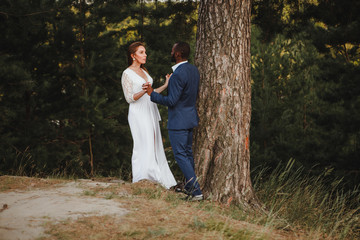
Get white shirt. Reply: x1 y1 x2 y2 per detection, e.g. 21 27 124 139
171 60 188 72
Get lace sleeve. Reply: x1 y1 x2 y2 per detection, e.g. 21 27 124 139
121 71 135 103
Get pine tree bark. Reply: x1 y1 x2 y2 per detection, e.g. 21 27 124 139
194 0 260 208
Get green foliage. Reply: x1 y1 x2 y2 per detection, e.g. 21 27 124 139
0 0 197 179
252 0 286 41
0 0 134 177
251 25 321 170
1 0 359 192
250 1 360 187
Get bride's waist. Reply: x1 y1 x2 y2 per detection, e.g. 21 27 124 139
129 97 153 107
129 98 160 117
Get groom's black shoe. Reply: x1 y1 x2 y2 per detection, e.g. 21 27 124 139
171 183 198 198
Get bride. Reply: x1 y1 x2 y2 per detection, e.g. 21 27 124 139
121 42 177 189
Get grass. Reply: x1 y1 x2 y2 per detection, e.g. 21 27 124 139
2 161 359 239
252 159 360 239
82 190 97 196
0 175 67 192
33 180 278 240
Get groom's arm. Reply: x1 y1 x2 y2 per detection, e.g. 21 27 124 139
150 74 183 107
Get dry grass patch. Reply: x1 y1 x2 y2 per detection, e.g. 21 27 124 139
41 179 298 240
41 215 123 240
1 176 306 239
0 175 68 192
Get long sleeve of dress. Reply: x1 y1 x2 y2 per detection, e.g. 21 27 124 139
121 71 135 103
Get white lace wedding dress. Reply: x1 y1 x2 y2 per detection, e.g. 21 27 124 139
121 68 177 189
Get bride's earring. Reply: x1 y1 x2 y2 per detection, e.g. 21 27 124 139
133 58 135 61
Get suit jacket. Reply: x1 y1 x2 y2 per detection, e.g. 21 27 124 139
150 62 200 130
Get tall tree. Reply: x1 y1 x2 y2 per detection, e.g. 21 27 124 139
194 0 259 207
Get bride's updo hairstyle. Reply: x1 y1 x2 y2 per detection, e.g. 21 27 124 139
127 41 148 72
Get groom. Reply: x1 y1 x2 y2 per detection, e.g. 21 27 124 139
145 42 203 201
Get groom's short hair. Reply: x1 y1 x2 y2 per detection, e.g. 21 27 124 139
174 42 190 60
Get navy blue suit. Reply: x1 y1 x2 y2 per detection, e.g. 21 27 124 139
151 62 202 196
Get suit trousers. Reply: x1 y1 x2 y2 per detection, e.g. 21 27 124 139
168 129 202 196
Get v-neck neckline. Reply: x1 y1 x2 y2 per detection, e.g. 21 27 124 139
128 68 149 83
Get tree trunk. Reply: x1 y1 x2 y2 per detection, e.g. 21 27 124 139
194 0 259 208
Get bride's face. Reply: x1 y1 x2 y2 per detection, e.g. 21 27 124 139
132 46 147 65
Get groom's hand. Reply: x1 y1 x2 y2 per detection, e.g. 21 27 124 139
146 83 153 95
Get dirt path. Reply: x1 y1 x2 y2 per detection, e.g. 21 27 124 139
0 179 128 240
0 176 301 240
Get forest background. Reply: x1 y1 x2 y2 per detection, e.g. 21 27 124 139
1 0 359 191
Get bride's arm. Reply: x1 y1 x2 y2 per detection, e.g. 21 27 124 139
154 74 171 94
132 89 147 101
122 72 147 102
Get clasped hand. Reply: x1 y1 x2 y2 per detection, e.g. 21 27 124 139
142 73 172 96
142 82 153 95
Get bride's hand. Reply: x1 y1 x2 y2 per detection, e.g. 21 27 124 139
164 73 172 87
